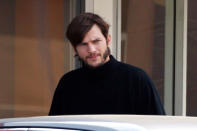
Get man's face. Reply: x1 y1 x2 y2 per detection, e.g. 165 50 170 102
75 24 111 68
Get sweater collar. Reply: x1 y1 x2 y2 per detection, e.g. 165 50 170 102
82 55 119 77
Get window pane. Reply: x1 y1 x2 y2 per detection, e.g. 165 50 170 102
0 0 73 118
187 0 197 116
121 0 165 102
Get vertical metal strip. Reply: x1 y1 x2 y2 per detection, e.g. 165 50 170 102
174 0 188 116
164 0 175 115
116 0 121 61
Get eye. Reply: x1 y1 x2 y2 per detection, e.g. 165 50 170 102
92 39 101 44
79 42 87 46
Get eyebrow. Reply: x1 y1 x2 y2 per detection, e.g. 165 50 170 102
81 38 101 44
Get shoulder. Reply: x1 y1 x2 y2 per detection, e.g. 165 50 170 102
57 68 83 87
63 68 83 78
117 62 157 92
117 61 153 83
117 61 147 76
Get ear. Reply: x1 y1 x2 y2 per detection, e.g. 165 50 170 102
107 34 111 46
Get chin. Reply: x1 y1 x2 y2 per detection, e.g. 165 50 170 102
86 62 104 68
88 63 101 68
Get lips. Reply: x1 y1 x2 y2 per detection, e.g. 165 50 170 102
87 54 100 59
88 55 97 59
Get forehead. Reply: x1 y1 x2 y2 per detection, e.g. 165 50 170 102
82 24 105 42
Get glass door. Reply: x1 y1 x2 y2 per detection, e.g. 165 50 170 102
0 0 84 118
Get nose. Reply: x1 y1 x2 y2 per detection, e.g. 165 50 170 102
87 43 96 53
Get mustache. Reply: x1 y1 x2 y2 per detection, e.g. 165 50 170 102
86 53 101 58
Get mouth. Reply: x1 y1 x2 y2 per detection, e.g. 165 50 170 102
88 56 97 59
87 54 100 60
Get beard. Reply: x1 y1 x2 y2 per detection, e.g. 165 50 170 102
76 47 111 69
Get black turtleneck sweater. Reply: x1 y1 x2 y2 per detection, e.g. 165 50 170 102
49 55 165 115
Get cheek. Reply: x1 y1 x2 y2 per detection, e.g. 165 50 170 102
100 44 108 52
76 47 87 57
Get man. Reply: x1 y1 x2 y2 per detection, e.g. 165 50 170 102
49 13 165 115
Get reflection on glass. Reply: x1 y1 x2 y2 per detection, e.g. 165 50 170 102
0 0 71 118
121 0 165 102
187 0 197 116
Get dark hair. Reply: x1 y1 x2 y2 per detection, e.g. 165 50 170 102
66 12 109 47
